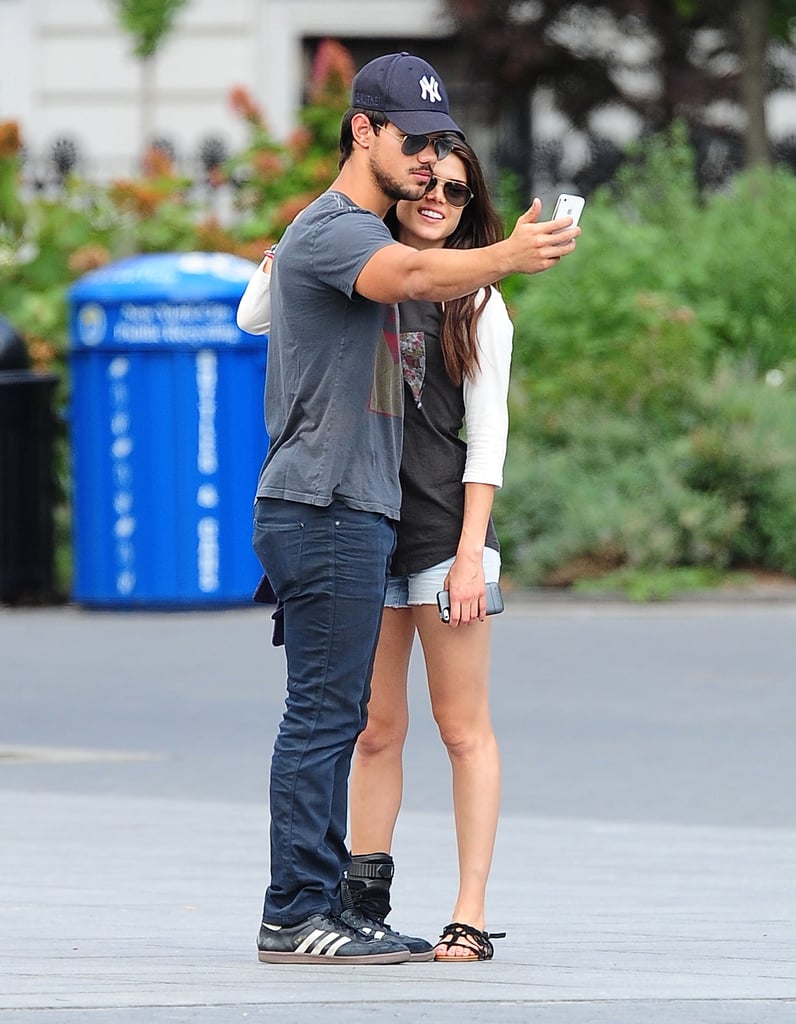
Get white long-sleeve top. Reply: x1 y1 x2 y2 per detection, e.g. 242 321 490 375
461 288 513 488
236 255 272 335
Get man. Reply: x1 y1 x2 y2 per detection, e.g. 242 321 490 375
252 51 580 965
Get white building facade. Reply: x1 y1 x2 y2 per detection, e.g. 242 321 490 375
0 0 461 181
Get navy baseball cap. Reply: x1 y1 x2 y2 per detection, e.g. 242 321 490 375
351 52 464 138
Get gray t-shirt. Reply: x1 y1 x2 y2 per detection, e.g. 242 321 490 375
256 191 404 519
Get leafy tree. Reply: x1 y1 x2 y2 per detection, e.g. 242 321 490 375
110 0 188 57
108 0 189 159
443 0 796 190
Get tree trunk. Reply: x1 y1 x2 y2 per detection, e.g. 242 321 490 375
139 56 155 169
498 89 533 202
738 0 771 168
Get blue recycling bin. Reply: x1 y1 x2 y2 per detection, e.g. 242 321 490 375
68 252 267 607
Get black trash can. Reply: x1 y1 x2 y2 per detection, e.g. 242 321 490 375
0 316 59 604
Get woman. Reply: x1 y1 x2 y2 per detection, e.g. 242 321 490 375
236 139 512 961
346 139 512 962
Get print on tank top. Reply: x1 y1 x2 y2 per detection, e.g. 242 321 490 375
400 330 426 408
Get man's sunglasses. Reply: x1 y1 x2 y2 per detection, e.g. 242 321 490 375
376 123 457 161
423 174 473 208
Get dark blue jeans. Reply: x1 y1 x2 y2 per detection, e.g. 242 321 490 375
252 497 396 924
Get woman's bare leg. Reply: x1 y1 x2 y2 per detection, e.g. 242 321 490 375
415 606 500 956
349 607 416 853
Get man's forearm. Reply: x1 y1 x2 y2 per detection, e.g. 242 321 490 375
402 241 518 302
354 200 580 305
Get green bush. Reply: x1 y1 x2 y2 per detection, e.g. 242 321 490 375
685 360 796 573
496 414 745 586
498 126 796 592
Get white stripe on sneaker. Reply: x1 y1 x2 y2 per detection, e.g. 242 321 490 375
326 934 353 955
296 929 326 954
312 931 345 955
295 928 352 956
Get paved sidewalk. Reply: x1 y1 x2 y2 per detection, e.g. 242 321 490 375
2 790 796 1023
2 603 796 1022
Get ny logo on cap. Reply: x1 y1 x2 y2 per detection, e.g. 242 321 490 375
419 75 442 103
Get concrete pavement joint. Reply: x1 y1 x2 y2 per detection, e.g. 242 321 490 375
0 746 164 764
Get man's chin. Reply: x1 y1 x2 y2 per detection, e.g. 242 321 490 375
391 182 428 203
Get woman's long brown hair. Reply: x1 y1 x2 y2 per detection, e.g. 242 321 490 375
386 138 505 385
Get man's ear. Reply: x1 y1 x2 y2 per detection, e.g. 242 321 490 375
351 112 374 149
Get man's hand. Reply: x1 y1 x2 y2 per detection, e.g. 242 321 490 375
355 197 582 304
503 197 581 276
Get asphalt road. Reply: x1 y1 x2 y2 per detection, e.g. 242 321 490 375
2 600 795 828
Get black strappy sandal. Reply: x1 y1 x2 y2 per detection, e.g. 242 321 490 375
434 921 506 961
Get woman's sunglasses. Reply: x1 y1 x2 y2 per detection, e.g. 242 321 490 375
376 124 457 161
423 174 473 208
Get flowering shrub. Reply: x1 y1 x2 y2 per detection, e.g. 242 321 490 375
0 38 354 376
224 39 352 242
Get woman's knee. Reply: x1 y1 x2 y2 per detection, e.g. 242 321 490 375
436 718 495 761
357 713 407 759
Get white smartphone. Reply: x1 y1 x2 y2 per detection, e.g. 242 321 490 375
551 193 585 240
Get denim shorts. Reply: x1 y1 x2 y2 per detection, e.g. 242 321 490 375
385 548 501 608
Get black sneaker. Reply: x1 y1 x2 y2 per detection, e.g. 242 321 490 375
257 912 410 964
340 906 435 962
